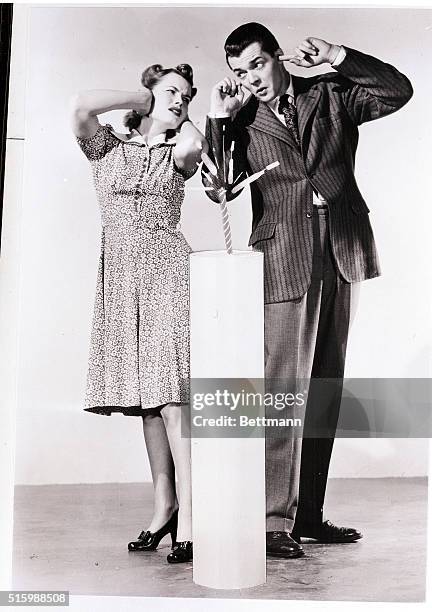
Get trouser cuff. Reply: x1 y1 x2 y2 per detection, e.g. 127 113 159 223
266 517 295 533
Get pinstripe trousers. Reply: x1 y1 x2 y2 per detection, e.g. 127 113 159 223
264 206 351 532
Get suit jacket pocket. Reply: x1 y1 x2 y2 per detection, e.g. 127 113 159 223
248 222 277 246
316 111 344 125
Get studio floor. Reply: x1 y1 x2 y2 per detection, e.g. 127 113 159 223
12 477 427 602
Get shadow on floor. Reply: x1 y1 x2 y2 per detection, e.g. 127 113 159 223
12 477 427 601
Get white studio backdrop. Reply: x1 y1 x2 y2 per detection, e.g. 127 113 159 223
6 6 430 485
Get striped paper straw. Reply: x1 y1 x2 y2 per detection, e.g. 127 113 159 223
217 188 233 254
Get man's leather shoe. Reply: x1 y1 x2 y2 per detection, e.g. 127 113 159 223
292 520 363 543
266 531 305 558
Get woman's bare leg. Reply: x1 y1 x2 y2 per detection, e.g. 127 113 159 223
160 403 192 542
142 408 178 532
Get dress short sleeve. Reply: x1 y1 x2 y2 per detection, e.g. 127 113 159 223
76 124 119 161
174 162 198 181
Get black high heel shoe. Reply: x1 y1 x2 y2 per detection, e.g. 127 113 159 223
167 541 193 563
128 509 178 551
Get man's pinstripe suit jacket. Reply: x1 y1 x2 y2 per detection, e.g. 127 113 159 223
203 46 413 303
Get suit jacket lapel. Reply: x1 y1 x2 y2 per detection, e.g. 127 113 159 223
251 99 298 150
248 77 321 151
293 75 321 148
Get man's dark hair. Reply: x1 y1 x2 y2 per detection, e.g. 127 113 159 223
224 22 281 66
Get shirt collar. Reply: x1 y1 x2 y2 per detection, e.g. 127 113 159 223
267 74 295 113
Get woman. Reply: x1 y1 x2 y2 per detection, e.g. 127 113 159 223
71 63 205 564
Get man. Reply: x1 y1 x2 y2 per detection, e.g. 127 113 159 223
203 22 413 559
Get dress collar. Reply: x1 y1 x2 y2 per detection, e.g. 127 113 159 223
106 125 177 147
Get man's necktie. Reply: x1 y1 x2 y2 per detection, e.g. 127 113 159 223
278 94 301 148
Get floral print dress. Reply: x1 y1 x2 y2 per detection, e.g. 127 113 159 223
76 124 195 415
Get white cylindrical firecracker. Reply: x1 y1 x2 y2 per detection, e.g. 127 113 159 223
189 250 266 589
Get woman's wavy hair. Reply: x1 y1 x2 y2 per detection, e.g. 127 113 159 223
124 63 197 132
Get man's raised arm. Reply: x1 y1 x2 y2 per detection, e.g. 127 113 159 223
202 78 249 203
281 37 413 125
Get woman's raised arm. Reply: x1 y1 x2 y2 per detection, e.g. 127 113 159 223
70 89 153 138
174 120 208 174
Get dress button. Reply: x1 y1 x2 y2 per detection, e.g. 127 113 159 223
306 212 312 218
